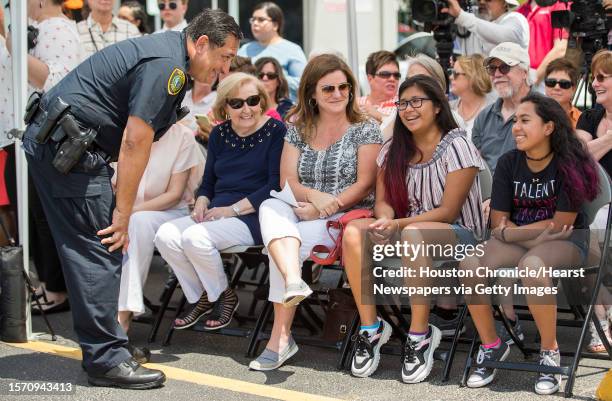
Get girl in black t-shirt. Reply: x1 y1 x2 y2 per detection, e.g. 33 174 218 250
459 93 599 395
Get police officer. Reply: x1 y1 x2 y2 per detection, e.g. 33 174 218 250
21 9 242 389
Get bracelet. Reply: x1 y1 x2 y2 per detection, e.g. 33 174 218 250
500 226 507 242
394 220 400 234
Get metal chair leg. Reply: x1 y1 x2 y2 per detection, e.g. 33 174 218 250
148 277 178 343
442 304 468 382
246 300 273 357
460 331 479 387
162 295 186 346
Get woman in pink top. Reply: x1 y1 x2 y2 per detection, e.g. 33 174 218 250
117 124 205 333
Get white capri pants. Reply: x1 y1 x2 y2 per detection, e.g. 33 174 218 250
118 208 188 315
259 198 340 303
154 215 254 303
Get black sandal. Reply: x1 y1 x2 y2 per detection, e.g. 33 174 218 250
174 292 214 330
203 289 239 331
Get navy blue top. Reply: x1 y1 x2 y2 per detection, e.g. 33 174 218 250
30 31 190 159
196 118 284 243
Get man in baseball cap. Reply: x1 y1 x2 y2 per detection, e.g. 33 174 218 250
472 42 533 174
443 0 528 56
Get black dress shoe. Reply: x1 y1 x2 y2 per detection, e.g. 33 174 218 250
87 358 165 389
128 344 151 364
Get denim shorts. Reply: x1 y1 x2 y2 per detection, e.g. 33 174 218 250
569 229 590 264
450 224 478 246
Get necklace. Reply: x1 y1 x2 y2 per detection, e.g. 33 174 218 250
525 150 553 161
458 98 485 122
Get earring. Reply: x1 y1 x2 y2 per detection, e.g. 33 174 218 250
348 92 353 101
308 98 317 108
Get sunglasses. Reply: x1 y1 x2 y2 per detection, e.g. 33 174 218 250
485 63 512 76
395 97 431 111
249 17 272 24
158 1 178 10
320 82 352 96
227 95 261 109
375 71 401 80
592 73 612 83
544 78 572 89
258 72 279 80
447 68 467 79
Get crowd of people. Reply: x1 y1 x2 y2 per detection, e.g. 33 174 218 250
1 0 611 396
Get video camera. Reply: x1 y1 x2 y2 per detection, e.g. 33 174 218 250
539 0 609 60
411 0 478 77
412 0 478 25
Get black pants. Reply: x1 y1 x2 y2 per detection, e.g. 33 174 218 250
29 175 66 293
22 132 130 374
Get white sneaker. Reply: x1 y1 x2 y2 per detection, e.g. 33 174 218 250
534 349 562 395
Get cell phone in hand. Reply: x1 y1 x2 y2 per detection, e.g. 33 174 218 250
195 114 211 126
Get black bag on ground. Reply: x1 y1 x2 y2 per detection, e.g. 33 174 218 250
0 246 27 343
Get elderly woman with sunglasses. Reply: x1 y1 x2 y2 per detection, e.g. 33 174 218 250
155 73 284 331
255 57 294 119
239 2 307 102
249 54 382 371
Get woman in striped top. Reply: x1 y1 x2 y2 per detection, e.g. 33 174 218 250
342 75 486 382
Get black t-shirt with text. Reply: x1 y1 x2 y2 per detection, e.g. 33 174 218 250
491 150 586 229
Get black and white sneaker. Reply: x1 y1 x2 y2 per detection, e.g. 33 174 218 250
351 320 392 378
535 349 562 395
466 341 510 388
401 324 441 384
495 317 525 345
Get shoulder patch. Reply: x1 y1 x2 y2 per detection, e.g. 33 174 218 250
167 68 186 96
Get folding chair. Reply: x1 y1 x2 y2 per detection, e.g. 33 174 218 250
245 258 350 358
143 245 268 345
460 164 612 397
337 165 495 375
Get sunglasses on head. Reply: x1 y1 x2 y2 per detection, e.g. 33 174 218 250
375 71 401 80
158 1 178 10
544 78 572 89
258 72 279 80
485 62 512 76
320 82 351 95
226 95 261 109
592 73 612 83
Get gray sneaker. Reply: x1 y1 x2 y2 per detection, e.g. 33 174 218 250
535 349 562 395
282 280 313 307
248 338 299 371
466 341 511 388
495 317 525 345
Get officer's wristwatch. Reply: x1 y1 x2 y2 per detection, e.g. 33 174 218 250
231 204 241 216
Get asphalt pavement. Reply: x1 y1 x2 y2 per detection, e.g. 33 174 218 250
0 255 608 401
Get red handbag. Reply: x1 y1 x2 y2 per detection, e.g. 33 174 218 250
310 209 374 265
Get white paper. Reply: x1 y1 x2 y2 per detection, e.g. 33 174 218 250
270 180 299 208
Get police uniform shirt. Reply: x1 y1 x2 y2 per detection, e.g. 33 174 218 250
39 31 190 158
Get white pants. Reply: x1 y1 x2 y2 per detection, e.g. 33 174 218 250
154 216 254 303
259 198 340 303
118 208 187 314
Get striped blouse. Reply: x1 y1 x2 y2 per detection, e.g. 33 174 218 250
377 128 487 240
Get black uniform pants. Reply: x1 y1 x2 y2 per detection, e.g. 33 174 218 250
29 175 66 293
22 130 130 374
